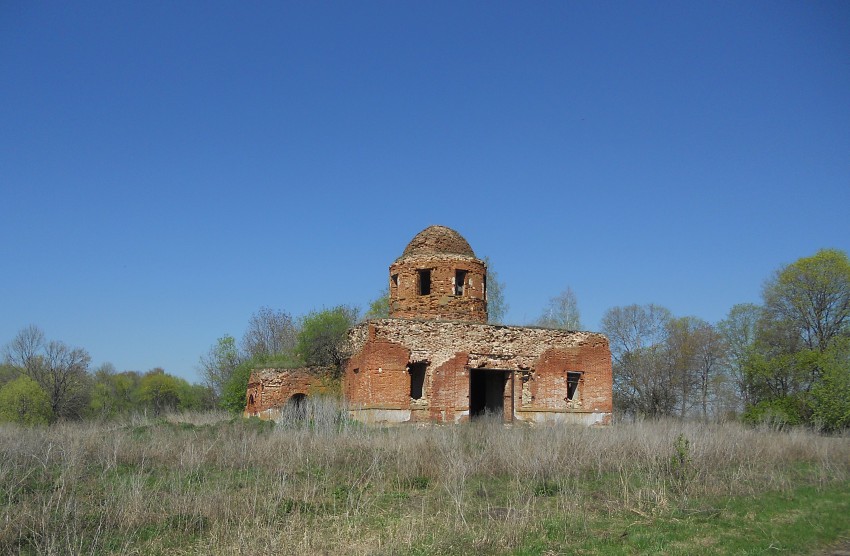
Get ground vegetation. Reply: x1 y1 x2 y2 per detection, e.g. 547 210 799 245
1 407 847 555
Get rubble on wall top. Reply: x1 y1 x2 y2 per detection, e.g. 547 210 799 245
397 225 477 261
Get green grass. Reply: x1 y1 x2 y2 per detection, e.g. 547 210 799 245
514 482 850 555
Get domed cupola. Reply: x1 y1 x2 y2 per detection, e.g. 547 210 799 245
388 225 488 322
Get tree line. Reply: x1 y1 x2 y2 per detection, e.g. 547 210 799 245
199 305 359 413
0 303 362 425
0 325 213 425
3 249 848 430
602 249 850 431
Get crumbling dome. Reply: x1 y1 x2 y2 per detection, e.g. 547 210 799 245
389 225 488 323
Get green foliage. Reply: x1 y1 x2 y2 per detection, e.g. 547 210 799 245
182 383 217 411
87 370 141 419
667 434 695 496
135 368 212 415
763 248 850 351
740 249 850 429
532 480 562 497
363 287 390 320
85 366 214 419
742 397 805 428
220 359 257 414
809 338 850 432
0 375 52 425
295 306 357 369
0 363 17 387
218 350 303 414
137 369 184 414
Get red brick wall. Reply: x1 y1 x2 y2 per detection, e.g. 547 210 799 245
343 320 614 424
344 331 411 408
389 255 487 323
428 352 470 421
523 346 613 414
244 367 335 417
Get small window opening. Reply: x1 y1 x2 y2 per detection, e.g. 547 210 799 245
409 363 426 399
418 270 431 295
455 270 467 296
391 274 398 288
566 372 582 401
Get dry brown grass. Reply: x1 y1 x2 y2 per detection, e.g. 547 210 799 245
1 400 848 555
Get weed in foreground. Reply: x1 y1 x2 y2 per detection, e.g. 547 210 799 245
0 407 848 555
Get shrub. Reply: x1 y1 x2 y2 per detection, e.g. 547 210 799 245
0 375 52 425
743 397 805 428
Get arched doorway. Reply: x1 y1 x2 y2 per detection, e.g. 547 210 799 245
287 393 308 418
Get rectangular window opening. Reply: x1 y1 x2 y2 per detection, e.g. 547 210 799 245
409 363 426 400
455 270 467 296
418 269 431 296
566 371 582 402
391 274 398 288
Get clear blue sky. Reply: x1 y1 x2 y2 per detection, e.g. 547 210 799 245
2 2 849 382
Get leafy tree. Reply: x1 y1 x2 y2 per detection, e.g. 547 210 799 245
182 382 217 411
809 338 850 431
137 368 196 415
87 366 142 419
220 359 257 414
363 286 390 320
483 256 508 324
3 326 91 422
763 248 850 351
242 306 298 360
199 334 242 399
296 306 358 371
0 375 52 425
741 249 850 428
536 287 582 330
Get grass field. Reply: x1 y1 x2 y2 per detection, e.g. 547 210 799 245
2 400 849 555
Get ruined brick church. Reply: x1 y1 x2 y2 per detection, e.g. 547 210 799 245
245 225 613 424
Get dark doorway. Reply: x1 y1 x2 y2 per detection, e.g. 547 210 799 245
409 362 426 399
470 369 512 420
288 393 308 418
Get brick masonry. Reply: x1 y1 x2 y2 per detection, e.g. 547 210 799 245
245 225 613 425
389 226 487 323
344 319 612 424
244 367 336 419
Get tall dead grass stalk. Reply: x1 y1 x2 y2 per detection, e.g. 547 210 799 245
1 400 848 554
